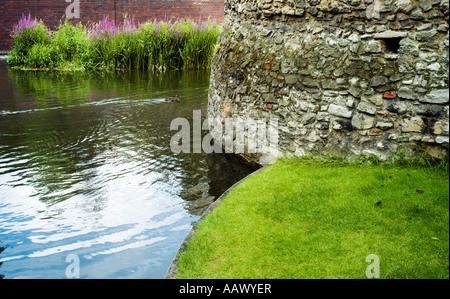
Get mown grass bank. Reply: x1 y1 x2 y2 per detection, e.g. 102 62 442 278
7 15 220 71
175 157 449 279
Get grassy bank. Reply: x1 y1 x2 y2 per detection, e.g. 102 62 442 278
175 157 449 279
7 15 220 71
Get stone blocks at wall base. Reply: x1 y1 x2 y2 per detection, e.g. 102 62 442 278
207 0 449 163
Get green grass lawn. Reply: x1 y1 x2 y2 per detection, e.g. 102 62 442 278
175 158 449 279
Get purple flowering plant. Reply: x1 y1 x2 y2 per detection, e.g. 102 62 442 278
11 14 37 37
11 14 51 44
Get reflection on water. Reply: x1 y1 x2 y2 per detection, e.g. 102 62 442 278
0 61 257 278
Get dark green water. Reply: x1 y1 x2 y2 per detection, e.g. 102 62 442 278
0 59 256 279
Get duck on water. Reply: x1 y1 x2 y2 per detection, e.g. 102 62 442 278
165 95 180 102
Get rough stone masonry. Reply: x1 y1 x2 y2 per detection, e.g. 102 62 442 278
207 0 449 163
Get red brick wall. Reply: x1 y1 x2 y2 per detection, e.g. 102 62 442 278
0 0 225 52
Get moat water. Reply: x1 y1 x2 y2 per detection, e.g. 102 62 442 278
0 59 256 278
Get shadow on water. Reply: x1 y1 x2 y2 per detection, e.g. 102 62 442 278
0 60 257 278
0 244 4 279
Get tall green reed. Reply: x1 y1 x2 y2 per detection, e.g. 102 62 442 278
181 17 221 70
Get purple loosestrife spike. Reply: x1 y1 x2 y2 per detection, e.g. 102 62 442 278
12 13 36 36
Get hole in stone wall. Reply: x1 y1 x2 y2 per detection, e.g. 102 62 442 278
378 38 402 54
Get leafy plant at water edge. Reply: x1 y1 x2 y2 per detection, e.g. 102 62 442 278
51 19 91 69
7 14 52 67
26 43 56 69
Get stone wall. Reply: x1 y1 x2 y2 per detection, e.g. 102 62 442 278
0 0 225 52
208 0 449 162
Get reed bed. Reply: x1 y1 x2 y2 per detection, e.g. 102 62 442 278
7 14 221 71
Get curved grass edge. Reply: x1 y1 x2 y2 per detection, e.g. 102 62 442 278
164 165 266 279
